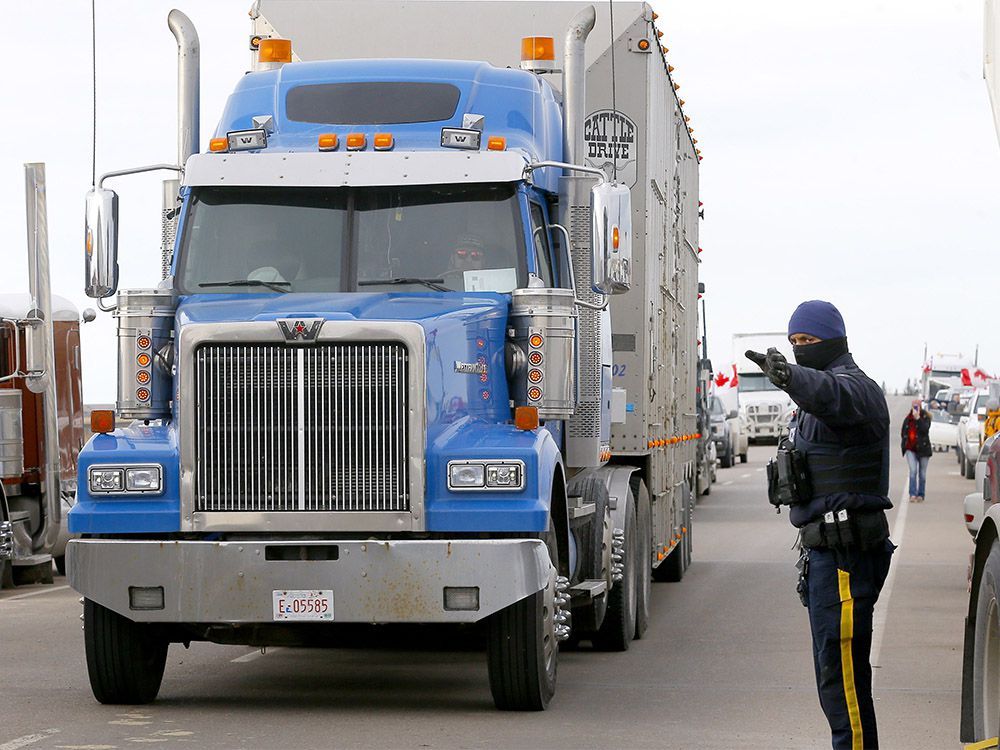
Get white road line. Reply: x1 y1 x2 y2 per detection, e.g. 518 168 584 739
231 647 282 663
722 480 734 486
756 467 765 472
740 473 751 479
3 585 69 601
0 730 60 750
871 485 910 684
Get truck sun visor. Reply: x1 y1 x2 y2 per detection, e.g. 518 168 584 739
285 82 461 125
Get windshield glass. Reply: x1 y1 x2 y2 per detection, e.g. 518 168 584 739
176 184 525 294
931 369 962 378
710 396 724 415
738 373 780 393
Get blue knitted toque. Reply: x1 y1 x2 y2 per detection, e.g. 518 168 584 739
787 300 846 341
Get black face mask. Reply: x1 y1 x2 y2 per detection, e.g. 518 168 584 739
792 336 848 370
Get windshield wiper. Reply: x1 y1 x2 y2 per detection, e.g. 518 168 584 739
199 279 290 293
358 277 448 292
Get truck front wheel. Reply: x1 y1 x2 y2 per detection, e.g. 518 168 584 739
487 578 557 710
84 599 168 704
972 541 1000 739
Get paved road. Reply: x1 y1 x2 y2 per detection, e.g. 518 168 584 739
0 396 973 749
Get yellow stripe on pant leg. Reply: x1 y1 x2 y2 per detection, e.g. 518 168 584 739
838 569 864 750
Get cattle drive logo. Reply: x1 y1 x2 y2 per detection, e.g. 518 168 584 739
583 110 638 188
277 318 324 343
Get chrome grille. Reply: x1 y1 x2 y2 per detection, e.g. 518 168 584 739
194 342 409 512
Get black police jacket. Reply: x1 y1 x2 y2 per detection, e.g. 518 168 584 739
782 352 893 528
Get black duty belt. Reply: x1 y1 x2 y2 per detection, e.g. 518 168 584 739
806 450 884 497
800 510 889 551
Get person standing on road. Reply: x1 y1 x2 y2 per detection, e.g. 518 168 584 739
901 400 931 502
747 299 895 750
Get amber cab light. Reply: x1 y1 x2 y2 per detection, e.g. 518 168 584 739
373 133 394 151
515 406 539 431
346 133 367 151
612 226 620 250
520 36 556 72
91 410 115 434
318 133 338 151
209 138 228 153
259 38 292 64
487 136 506 151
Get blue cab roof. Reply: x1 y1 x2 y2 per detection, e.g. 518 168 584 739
213 59 563 191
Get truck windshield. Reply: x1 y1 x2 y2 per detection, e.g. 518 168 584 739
737 373 780 393
176 184 525 294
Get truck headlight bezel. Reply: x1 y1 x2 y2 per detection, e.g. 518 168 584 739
89 464 163 496
447 460 525 492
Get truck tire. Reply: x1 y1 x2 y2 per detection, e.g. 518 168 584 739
631 476 652 640
972 541 1000 739
720 449 733 469
0 560 12 590
739 451 748 464
487 573 558 710
592 495 636 652
84 599 168 704
966 455 976 480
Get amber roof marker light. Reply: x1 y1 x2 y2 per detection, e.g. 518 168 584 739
520 36 558 73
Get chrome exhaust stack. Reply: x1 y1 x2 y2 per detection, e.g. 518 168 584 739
23 163 61 553
163 10 200 280
562 5 595 166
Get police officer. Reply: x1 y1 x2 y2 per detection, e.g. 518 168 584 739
747 300 895 750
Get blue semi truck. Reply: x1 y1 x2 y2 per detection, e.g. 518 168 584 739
69 1 704 710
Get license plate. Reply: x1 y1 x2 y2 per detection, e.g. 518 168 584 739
272 590 334 621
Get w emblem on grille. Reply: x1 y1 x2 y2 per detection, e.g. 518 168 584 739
277 318 324 343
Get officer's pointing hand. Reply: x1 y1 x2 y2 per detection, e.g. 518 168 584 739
745 347 791 388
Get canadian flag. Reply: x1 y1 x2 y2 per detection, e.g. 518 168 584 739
730 364 739 388
973 368 992 382
715 371 729 387
961 368 973 387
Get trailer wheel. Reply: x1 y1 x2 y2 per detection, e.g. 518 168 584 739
631 477 652 639
592 494 636 652
972 541 1000 739
487 555 558 710
84 599 168 704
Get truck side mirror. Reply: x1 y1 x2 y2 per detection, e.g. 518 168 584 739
591 182 632 295
84 188 120 299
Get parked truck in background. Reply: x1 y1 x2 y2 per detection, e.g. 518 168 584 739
921 352 975 400
732 332 794 444
1 164 90 588
68 1 704 710
959 7 1000 742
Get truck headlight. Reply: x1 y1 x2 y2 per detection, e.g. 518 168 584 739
89 468 124 493
126 466 162 492
448 460 524 491
89 464 162 495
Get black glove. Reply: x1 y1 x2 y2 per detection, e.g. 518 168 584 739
745 347 791 388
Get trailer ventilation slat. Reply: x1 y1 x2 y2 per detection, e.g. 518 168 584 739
194 342 408 513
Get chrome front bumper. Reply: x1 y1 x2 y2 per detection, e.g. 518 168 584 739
67 538 549 624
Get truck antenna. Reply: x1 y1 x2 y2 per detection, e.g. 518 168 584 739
90 0 97 187
608 0 618 181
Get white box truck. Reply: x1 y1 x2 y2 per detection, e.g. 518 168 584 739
732 332 794 444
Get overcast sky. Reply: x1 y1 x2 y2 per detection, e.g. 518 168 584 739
3 1 998 402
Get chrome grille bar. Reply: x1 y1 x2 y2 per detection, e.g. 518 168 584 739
194 341 409 513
